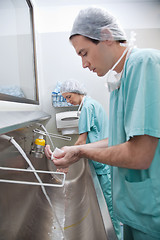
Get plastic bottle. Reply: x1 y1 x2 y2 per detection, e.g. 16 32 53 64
34 135 45 158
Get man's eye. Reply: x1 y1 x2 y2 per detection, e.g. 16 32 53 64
82 52 87 57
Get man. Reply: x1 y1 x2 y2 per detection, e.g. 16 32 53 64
59 79 121 239
45 7 160 240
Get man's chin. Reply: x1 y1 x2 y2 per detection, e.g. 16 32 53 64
97 72 104 77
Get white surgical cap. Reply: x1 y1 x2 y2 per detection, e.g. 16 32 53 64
60 79 87 95
70 7 127 42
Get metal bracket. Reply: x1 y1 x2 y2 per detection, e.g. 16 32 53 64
0 166 65 187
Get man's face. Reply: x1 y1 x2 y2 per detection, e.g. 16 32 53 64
71 35 112 77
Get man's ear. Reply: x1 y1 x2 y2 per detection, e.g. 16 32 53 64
101 27 114 44
104 39 114 46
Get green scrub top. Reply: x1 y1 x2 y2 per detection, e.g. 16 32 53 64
109 48 160 238
78 96 109 175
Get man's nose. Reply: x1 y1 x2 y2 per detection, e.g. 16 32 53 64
82 59 89 68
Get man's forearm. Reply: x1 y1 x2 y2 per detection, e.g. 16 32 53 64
78 135 158 169
80 138 108 148
53 135 158 170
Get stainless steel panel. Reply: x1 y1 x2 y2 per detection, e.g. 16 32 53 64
0 111 50 134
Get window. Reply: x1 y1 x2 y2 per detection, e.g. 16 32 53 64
0 0 38 104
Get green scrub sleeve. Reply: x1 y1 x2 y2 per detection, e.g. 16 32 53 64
124 55 160 141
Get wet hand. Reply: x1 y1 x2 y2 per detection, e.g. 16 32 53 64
45 145 69 173
44 144 52 160
53 145 81 168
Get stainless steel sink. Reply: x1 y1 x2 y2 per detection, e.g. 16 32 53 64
0 124 117 240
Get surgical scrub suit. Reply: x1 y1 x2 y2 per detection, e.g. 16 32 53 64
78 96 121 240
109 48 160 239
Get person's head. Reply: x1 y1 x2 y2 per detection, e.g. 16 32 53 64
69 7 127 76
60 79 87 105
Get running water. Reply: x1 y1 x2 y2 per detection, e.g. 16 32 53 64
38 124 66 239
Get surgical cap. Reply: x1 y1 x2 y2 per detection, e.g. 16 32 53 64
60 79 87 95
70 7 127 42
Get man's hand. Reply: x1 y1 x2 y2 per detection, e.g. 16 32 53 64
53 145 81 168
44 144 52 160
45 145 69 173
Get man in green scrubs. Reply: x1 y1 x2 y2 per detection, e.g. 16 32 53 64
45 7 160 240
60 79 121 239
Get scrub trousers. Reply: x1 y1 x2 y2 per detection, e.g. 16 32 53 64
97 174 121 240
124 224 160 240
